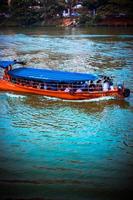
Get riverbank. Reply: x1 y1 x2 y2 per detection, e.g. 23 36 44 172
42 17 133 27
0 18 133 28
97 17 133 26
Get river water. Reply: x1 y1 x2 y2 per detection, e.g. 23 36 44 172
0 27 133 200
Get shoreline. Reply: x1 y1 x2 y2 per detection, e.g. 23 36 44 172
0 17 133 28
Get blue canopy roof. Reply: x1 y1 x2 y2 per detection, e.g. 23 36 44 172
0 61 16 68
8 67 97 83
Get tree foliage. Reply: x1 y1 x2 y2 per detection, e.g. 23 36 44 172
0 0 132 26
10 0 40 25
82 0 108 10
0 0 9 12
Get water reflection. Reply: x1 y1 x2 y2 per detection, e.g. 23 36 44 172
23 94 130 111
1 92 130 115
0 26 133 35
0 27 133 200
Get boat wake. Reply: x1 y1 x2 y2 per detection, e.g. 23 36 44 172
5 93 26 99
43 96 115 103
4 92 115 103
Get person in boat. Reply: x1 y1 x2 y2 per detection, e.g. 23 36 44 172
103 79 109 91
29 80 34 87
36 82 41 89
102 76 114 91
64 85 72 93
80 81 89 91
9 64 12 71
76 88 82 93
3 68 8 80
88 80 95 91
3 65 12 80
39 82 47 90
96 80 102 91
107 77 114 90
44 83 47 90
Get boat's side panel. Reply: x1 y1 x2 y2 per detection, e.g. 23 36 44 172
0 79 123 100
0 79 74 99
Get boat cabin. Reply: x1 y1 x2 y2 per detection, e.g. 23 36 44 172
0 61 100 93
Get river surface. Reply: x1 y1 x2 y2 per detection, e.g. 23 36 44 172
0 27 133 200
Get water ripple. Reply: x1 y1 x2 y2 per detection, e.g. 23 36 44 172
0 27 133 199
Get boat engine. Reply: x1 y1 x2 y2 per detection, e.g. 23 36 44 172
117 84 130 97
123 88 130 97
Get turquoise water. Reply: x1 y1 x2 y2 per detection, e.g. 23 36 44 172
0 27 133 200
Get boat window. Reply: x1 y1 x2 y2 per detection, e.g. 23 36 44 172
9 78 113 93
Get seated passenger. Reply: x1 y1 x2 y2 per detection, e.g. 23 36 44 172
40 83 46 89
37 83 41 89
44 83 47 90
80 81 88 91
29 80 34 87
96 80 102 91
107 77 114 90
89 80 95 91
103 80 109 91
64 85 72 92
3 68 10 80
76 88 82 93
9 65 12 71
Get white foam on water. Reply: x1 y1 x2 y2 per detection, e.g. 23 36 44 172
5 93 26 99
5 92 116 102
43 96 115 103
62 96 115 103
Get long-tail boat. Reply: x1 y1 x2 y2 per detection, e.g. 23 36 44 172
0 61 130 100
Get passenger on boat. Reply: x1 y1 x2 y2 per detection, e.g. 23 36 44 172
88 80 95 91
39 83 47 90
29 80 34 87
76 88 82 93
24 80 29 86
3 67 10 80
64 85 72 93
96 80 102 91
44 83 47 90
107 77 114 90
9 65 12 71
103 80 109 91
80 81 88 91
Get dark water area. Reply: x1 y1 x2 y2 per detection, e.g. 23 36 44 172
0 27 133 200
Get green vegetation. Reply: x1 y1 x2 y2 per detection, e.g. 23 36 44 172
0 0 65 25
96 0 133 17
0 0 132 26
80 0 133 25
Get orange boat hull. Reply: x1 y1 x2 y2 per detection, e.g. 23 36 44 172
0 79 124 100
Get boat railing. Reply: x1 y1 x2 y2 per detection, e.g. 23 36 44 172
9 77 116 93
